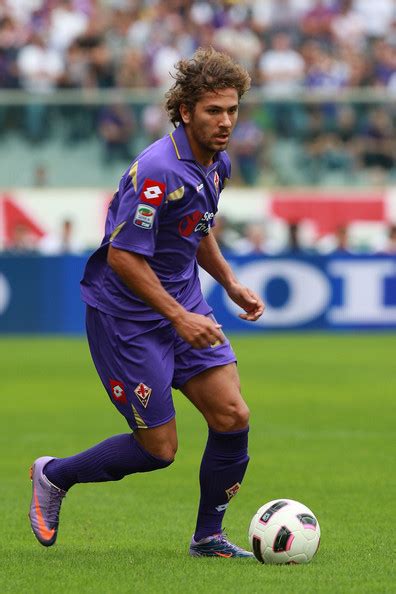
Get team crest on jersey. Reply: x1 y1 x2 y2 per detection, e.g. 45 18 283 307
133 204 156 229
140 179 165 207
225 482 241 500
213 171 220 194
109 380 127 404
134 383 152 408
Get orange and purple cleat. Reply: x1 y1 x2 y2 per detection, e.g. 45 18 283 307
29 456 66 547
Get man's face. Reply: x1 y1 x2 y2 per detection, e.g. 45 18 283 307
180 88 239 164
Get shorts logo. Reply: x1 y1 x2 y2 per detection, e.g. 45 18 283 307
134 382 152 408
133 204 156 229
110 379 127 404
225 482 241 500
140 179 165 207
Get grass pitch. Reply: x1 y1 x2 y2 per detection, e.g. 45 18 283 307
0 334 395 593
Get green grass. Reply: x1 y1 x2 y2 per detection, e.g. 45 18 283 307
0 334 395 593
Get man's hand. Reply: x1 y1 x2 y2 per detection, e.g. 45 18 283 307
172 311 225 349
226 283 265 321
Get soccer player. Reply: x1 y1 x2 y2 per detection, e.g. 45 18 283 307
29 47 265 557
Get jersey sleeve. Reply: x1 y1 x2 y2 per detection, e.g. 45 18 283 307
108 158 168 257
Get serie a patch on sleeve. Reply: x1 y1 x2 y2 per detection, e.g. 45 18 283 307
133 204 156 229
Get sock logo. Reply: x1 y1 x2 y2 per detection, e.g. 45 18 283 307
215 503 229 512
225 482 241 500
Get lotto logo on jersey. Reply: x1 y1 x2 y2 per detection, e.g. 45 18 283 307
110 379 127 404
134 383 152 408
140 179 166 207
133 204 156 229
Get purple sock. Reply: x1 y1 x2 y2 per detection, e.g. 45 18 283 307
44 433 172 491
194 426 249 542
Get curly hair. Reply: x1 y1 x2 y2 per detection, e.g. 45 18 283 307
165 47 251 126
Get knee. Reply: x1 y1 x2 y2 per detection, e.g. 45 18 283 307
134 431 178 462
153 442 178 462
211 400 250 432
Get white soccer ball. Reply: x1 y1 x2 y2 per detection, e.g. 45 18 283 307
248 498 320 564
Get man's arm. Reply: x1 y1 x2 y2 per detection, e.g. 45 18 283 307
107 245 224 348
197 232 265 321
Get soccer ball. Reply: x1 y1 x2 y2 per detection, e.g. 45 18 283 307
249 498 320 564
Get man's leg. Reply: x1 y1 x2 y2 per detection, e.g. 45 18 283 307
180 363 252 557
29 306 177 547
47 304 177 489
29 421 176 547
44 419 177 490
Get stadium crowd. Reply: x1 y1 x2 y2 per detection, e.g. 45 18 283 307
6 216 396 256
1 0 396 184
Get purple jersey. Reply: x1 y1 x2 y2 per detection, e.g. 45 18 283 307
81 123 231 320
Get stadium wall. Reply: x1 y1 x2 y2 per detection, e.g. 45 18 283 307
0 254 395 333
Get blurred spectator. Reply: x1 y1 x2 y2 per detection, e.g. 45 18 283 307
258 32 305 95
4 0 42 28
7 222 38 253
151 39 181 89
251 0 315 35
0 15 25 88
16 32 64 141
87 40 115 88
302 105 359 180
97 102 134 164
213 8 262 71
304 43 348 90
354 0 395 40
140 103 170 147
333 225 350 253
315 224 352 253
115 48 148 88
234 223 270 256
300 1 337 41
231 107 264 185
211 215 238 253
371 39 396 87
48 0 88 54
39 218 83 255
16 32 64 93
330 0 366 51
384 224 396 254
258 32 305 136
302 108 329 181
285 222 304 253
32 163 47 187
59 41 89 89
357 107 395 172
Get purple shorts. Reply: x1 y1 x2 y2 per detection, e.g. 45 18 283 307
85 302 236 430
